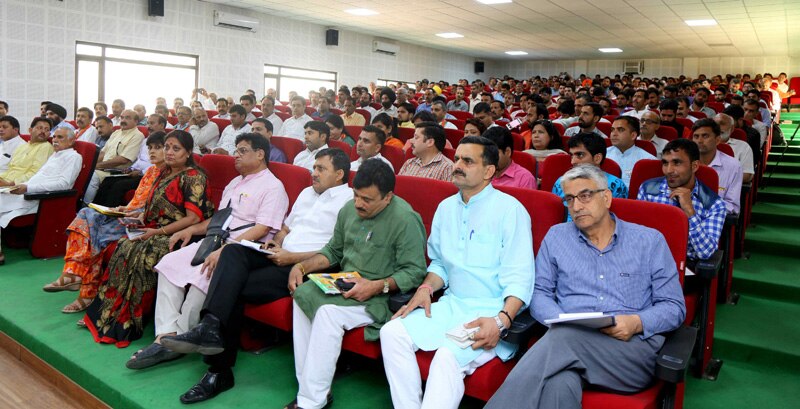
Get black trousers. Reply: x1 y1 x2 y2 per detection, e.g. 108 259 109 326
93 175 143 207
201 243 291 370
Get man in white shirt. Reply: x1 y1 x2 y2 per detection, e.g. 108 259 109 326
638 111 668 159
212 99 230 120
375 88 398 118
565 103 608 138
715 113 755 184
358 91 378 118
189 108 220 154
742 99 768 146
110 99 125 126
239 95 258 122
351 125 394 171
260 96 284 134
431 100 457 129
0 127 82 262
607 116 656 187
0 116 24 174
279 96 313 141
214 105 252 155
74 107 99 144
294 121 330 172
621 89 649 119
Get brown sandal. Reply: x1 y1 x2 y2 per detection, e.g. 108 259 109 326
43 274 82 292
62 297 92 313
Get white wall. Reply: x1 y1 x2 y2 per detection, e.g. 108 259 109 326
491 56 798 80
0 0 485 121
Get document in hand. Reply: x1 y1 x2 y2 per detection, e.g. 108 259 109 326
232 239 276 255
126 227 146 240
88 203 126 217
544 312 616 329
307 272 362 295
445 324 480 349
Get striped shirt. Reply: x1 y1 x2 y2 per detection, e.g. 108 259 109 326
637 177 726 260
532 214 686 339
398 152 454 182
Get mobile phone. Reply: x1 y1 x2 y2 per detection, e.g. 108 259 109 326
121 217 144 227
506 118 523 130
335 278 355 292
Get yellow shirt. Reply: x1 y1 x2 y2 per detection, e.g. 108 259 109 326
100 128 145 166
341 112 366 126
0 141 54 183
399 121 414 128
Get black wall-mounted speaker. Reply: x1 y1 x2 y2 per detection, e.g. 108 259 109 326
475 61 485 73
326 29 339 46
148 0 165 17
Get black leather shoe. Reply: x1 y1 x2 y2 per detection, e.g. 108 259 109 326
161 314 224 355
179 369 234 404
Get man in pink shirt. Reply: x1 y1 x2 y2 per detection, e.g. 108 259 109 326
483 127 536 189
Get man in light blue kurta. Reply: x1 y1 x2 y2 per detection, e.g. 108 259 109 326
380 136 535 409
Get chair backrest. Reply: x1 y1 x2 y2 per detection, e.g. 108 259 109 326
655 126 678 141
397 126 415 143
210 118 231 134
274 105 290 113
269 162 313 210
72 141 99 199
601 158 622 178
675 117 694 133
380 145 406 173
198 154 239 208
450 119 466 130
595 122 612 136
345 126 364 140
495 186 564 255
270 136 305 164
205 110 219 118
628 159 718 199
448 110 473 120
304 106 316 116
717 144 734 157
355 108 372 124
137 126 150 137
444 128 464 148
274 112 291 121
326 139 352 157
511 132 524 151
167 116 178 126
539 154 572 193
687 111 706 119
707 102 724 113
252 111 263 118
609 198 688 282
511 151 537 180
552 122 565 136
330 108 344 116
730 128 747 142
634 140 658 157
394 175 458 236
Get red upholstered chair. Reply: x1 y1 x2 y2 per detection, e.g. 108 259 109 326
788 77 800 106
355 109 372 124
716 144 733 157
344 126 363 140
448 111 472 120
511 151 537 180
137 126 150 137
210 118 231 134
6 141 98 258
539 153 572 192
450 119 466 130
167 116 178 126
205 110 218 118
601 158 622 178
304 107 316 116
730 128 747 142
252 111 263 118
243 163 312 333
635 139 658 157
330 108 344 116
442 148 455 161
198 154 239 208
656 126 678 141
687 111 706 120
552 122 565 136
270 136 305 163
596 122 612 136
511 132 524 151
370 103 382 111
274 112 291 121
397 127 415 143
380 145 406 174
326 139 352 156
274 105 290 114
674 118 694 136
707 102 724 114
444 128 464 148
602 115 616 123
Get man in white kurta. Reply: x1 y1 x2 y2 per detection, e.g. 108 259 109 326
381 136 534 409
0 127 82 257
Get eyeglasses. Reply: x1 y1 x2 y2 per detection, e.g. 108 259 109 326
562 189 606 206
640 119 659 125
234 147 254 156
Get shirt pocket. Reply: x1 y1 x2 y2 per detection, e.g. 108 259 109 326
613 272 651 310
465 232 500 268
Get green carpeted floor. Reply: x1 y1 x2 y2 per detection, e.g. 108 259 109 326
1 121 799 408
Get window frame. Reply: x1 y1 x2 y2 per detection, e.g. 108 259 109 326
264 64 338 102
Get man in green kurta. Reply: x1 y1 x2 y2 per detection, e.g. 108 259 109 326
286 158 427 409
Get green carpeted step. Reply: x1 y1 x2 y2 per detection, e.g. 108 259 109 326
766 161 800 174
750 202 800 225
712 295 800 370
767 152 800 163
769 145 800 155
744 224 800 255
759 171 800 188
756 186 800 203
733 253 800 303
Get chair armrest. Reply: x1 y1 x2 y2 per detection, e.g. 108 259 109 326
724 213 739 227
24 189 78 201
741 183 751 194
688 249 724 280
655 326 697 384
504 309 545 346
389 291 414 313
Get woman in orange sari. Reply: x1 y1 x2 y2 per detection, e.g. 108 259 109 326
42 132 167 313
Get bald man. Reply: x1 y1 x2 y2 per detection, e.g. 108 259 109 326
84 109 145 203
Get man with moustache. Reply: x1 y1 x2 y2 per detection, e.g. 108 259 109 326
293 121 330 172
74 107 99 144
83 109 145 203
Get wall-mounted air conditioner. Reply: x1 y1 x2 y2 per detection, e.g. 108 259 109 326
213 10 259 32
623 60 644 75
373 40 399 56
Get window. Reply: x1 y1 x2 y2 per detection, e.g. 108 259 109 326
377 78 415 92
75 42 198 116
264 64 337 102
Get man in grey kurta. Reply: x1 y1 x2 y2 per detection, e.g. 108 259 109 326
288 158 427 409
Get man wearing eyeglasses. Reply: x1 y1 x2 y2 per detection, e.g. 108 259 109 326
486 164 685 409
638 111 668 159
83 109 145 203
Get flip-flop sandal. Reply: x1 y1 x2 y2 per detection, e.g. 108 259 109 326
43 275 82 292
126 343 184 370
62 297 92 314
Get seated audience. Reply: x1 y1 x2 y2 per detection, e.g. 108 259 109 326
313 96 336 122
260 96 284 134
93 102 107 120
0 117 54 188
44 132 166 312
621 89 649 119
173 106 192 131
84 110 145 203
158 148 352 402
676 97 697 123
714 113 754 183
213 105 252 155
250 118 287 163
45 103 76 135
523 119 567 160
691 118 742 214
741 98 768 146
134 105 148 126
463 118 487 138
279 96 313 140
485 165 686 409
431 100 457 129
133 133 288 373
472 102 497 130
637 139 726 260
325 115 356 147
239 94 258 122
376 88 398 118
351 125 393 171
564 102 607 138
0 127 82 264
658 99 685 137
397 102 415 128
285 159 426 409
84 131 214 347
490 101 509 123
189 108 220 154
341 96 366 127
382 135 533 409
213 98 230 120
638 111 669 158
74 107 99 144
552 99 578 129
372 113 404 149
480 127 534 189
0 116 25 174
691 88 717 118
607 116 656 187
398 122 454 182
294 121 331 172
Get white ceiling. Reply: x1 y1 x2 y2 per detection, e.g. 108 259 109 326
204 0 800 60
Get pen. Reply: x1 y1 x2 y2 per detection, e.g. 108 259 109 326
469 230 474 239
366 231 373 242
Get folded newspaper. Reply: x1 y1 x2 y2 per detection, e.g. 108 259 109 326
544 312 616 328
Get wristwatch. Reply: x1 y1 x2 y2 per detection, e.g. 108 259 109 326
382 278 390 294
494 315 509 339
